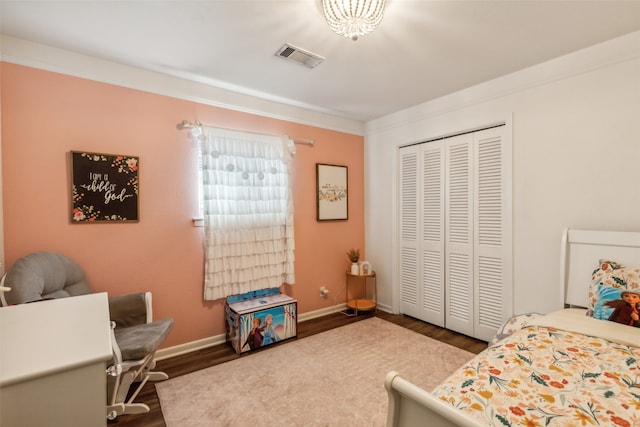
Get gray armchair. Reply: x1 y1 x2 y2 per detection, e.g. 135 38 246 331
0 251 174 420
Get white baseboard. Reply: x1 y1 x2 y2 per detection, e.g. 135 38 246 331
376 301 392 313
155 303 349 361
298 302 347 322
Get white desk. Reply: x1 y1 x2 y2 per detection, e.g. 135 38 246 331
0 293 112 427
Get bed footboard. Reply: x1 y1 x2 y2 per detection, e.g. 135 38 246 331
384 371 485 427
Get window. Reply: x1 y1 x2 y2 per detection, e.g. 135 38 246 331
198 127 295 300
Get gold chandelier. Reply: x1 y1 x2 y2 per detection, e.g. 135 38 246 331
322 0 387 41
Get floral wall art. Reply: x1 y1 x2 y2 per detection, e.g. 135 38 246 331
316 163 348 221
70 151 139 223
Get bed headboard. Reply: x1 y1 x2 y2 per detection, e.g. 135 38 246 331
561 228 640 307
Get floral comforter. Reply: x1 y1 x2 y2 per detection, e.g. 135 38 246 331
432 324 640 427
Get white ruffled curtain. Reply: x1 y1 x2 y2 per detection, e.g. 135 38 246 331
200 127 295 301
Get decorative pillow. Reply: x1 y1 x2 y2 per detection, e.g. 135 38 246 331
592 284 640 327
587 259 640 316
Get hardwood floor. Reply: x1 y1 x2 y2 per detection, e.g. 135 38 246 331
110 311 487 427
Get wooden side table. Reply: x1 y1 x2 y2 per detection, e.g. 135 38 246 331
345 271 377 316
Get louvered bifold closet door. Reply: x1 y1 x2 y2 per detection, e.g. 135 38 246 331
420 141 445 326
399 146 421 318
445 134 474 337
473 126 511 341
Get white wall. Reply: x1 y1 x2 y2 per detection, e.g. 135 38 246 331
365 31 640 316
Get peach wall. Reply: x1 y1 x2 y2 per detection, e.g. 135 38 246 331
1 63 365 348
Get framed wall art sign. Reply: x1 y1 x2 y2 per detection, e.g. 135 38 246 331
316 163 348 221
70 151 139 223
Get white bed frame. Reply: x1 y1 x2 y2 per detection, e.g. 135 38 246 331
385 228 640 427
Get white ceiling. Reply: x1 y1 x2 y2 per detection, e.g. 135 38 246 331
2 1 640 122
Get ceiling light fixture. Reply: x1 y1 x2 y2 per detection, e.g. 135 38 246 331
322 0 386 41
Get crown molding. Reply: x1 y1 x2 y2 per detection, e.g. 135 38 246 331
366 30 640 135
0 35 365 136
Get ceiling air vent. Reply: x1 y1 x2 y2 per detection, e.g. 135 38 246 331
275 43 325 68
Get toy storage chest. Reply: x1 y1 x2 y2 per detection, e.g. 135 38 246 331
225 288 297 354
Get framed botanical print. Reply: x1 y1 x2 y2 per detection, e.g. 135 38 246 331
316 163 348 221
70 151 139 223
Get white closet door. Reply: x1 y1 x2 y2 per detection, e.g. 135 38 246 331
445 134 474 336
473 126 512 341
420 141 445 326
397 123 512 341
398 147 421 318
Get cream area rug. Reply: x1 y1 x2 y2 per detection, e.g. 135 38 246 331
156 317 475 427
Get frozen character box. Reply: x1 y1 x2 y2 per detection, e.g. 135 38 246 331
225 288 297 354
